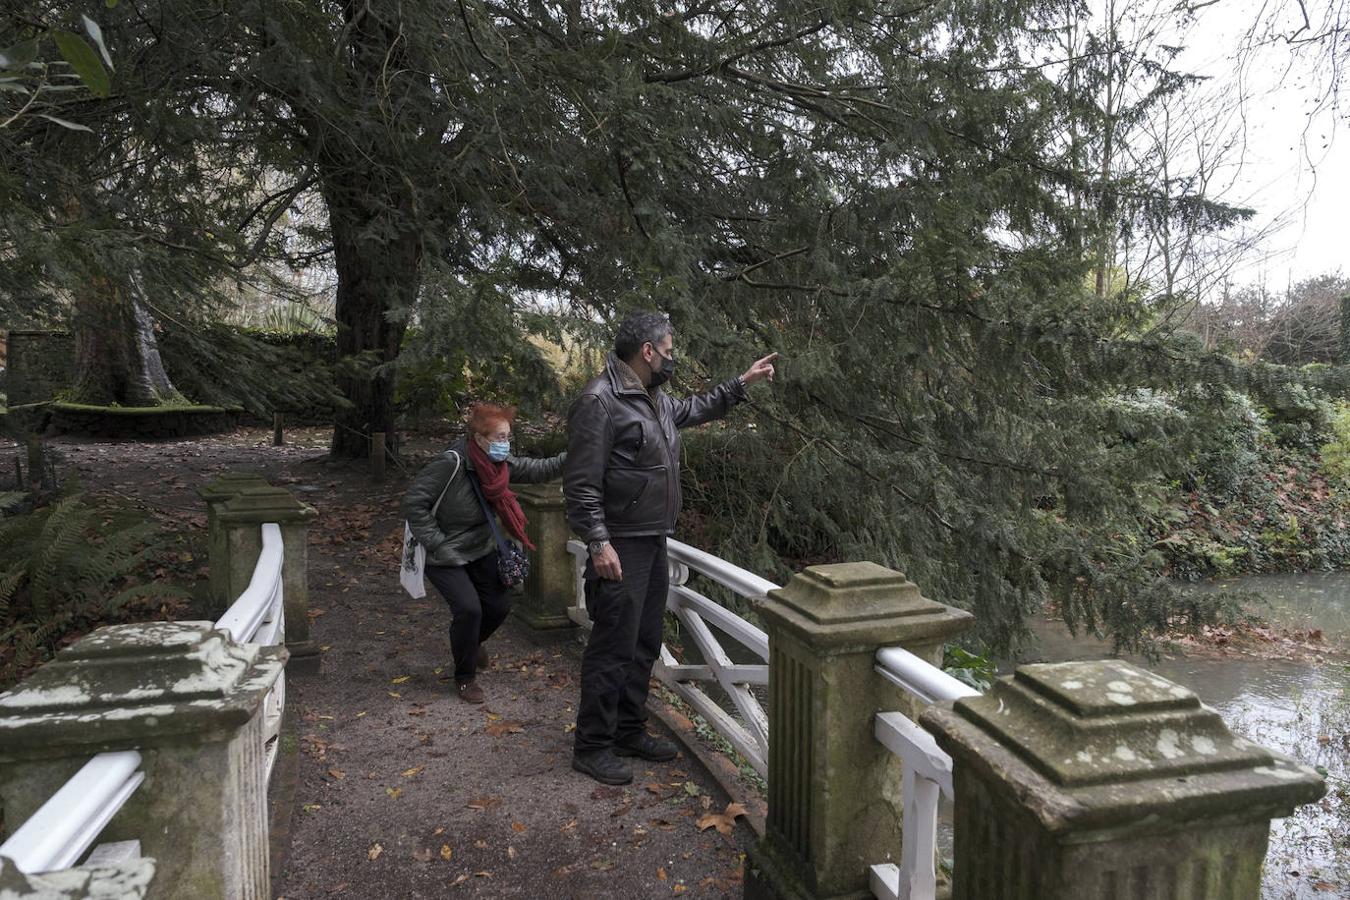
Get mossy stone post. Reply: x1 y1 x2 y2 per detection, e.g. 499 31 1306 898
514 483 576 630
217 486 320 673
921 660 1327 899
0 621 286 899
198 472 270 618
746 562 974 900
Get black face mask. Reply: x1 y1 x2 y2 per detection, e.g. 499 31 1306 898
648 348 675 387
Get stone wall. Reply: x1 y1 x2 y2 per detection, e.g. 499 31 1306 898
5 330 75 406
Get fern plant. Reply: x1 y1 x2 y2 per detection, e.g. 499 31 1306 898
0 495 185 687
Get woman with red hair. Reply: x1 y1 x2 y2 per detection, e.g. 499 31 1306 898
402 404 565 703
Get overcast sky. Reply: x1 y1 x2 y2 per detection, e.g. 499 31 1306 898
1180 0 1347 286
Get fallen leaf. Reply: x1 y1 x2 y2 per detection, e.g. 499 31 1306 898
451 874 470 886
391 675 411 684
303 803 322 812
402 766 425 778
560 819 578 832
682 781 700 796
485 720 525 737
367 843 383 861
644 783 666 795
386 787 403 800
591 859 615 871
433 826 446 836
474 840 488 849
355 711 367 718
327 882 349 894
387 691 402 698
467 796 502 811
412 847 433 863
658 867 668 882
441 844 454 861
474 871 493 878
672 885 687 895
507 846 517 860
696 802 748 836
328 768 346 781
511 822 528 833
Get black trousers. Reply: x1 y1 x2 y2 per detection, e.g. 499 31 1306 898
425 552 508 682
574 535 669 753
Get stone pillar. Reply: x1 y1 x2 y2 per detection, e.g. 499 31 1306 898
0 621 286 899
514 483 577 631
921 659 1327 900
197 472 270 618
746 562 975 900
217 486 320 673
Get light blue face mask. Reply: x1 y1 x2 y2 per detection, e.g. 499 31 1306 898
487 440 511 462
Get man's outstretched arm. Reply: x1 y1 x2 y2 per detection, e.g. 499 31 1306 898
671 352 778 429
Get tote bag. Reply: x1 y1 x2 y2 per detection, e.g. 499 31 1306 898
400 450 461 598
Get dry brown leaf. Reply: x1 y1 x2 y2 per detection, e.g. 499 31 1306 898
672 885 687 895
367 843 383 861
695 802 747 837
507 846 517 860
327 768 346 781
451 874 470 886
474 840 488 849
386 787 403 800
433 826 445 836
560 819 578 832
657 867 668 882
440 844 453 861
484 720 525 737
511 822 528 833
390 675 411 684
474 871 493 878
401 766 425 778
466 796 502 811
644 783 666 795
412 848 433 863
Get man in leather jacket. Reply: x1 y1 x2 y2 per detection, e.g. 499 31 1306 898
564 310 777 785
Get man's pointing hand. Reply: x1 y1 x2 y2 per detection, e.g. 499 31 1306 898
740 352 779 387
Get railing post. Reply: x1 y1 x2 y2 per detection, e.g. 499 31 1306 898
198 472 271 618
921 660 1327 899
513 483 577 631
216 486 320 673
0 621 286 898
746 562 974 900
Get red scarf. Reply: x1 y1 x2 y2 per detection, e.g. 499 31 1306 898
467 438 535 550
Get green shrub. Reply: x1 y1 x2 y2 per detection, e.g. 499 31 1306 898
0 495 184 688
1253 381 1336 449
1321 401 1350 485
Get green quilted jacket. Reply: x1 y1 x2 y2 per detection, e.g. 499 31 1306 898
402 437 566 567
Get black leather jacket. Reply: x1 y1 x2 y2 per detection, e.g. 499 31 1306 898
564 352 748 542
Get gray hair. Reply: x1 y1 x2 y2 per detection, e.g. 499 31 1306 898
613 310 673 362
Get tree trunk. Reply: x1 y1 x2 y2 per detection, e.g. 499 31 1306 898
324 188 418 459
72 276 180 406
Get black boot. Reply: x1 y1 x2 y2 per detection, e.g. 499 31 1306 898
614 732 678 762
571 748 633 785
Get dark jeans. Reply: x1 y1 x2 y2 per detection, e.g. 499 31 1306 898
575 535 669 753
425 552 508 682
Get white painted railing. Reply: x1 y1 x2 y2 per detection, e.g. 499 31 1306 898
566 537 779 777
217 522 287 779
0 522 287 875
868 646 980 900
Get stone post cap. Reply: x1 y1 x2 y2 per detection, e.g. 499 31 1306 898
761 561 974 648
0 622 285 761
514 482 565 508
217 485 317 524
196 472 270 504
921 659 1326 834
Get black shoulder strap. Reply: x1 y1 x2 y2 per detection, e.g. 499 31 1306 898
466 471 512 555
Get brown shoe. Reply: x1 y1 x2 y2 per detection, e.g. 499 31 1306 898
457 679 485 704
476 643 490 670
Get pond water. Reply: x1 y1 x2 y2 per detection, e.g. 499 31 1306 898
1018 574 1349 899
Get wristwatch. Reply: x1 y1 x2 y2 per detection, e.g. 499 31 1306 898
587 539 610 557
